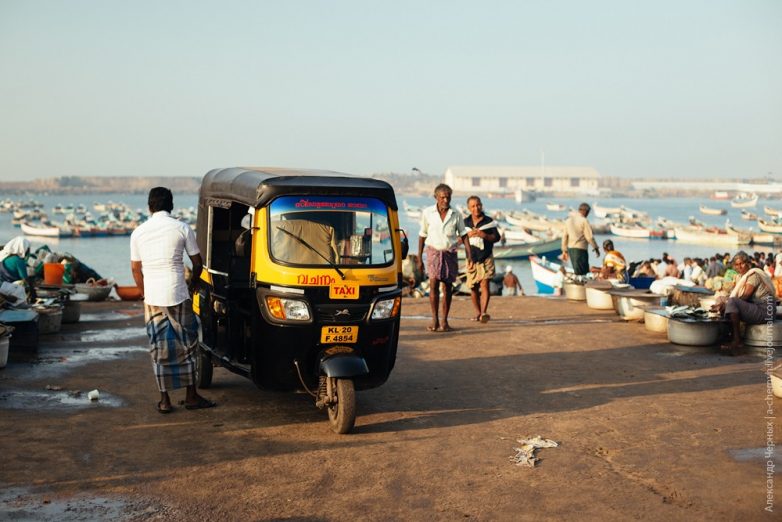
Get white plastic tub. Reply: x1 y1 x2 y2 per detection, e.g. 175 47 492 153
644 308 669 333
667 318 722 346
742 322 782 348
563 282 586 301
585 287 614 310
613 293 665 321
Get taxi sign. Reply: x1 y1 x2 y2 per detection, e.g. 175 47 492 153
329 281 360 300
321 325 358 344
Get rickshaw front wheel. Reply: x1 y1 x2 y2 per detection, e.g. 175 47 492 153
327 378 356 434
194 345 213 389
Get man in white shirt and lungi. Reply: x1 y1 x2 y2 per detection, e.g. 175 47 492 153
130 187 215 414
416 184 472 332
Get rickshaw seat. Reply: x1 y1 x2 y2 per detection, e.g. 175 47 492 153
271 219 338 265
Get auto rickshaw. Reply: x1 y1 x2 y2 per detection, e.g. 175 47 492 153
193 167 407 433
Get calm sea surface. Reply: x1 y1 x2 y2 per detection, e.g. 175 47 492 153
0 192 776 292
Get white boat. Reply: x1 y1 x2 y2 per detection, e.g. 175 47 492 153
711 191 730 200
724 220 754 244
699 204 727 216
673 226 749 246
504 211 563 233
740 209 757 221
593 202 623 219
457 238 561 261
402 201 421 220
731 192 758 208
499 226 543 243
757 218 782 234
764 206 782 217
609 222 650 239
751 232 777 245
545 203 567 212
21 221 61 237
530 255 570 294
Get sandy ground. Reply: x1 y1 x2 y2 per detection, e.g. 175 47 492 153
0 296 780 520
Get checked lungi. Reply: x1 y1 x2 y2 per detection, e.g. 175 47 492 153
144 300 198 392
425 246 459 284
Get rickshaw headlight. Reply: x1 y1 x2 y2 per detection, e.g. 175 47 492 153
371 296 400 320
265 296 311 321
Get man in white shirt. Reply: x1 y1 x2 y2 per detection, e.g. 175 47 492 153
130 187 214 414
416 184 471 332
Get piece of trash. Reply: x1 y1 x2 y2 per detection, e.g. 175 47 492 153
45 385 63 391
509 435 559 467
87 389 100 401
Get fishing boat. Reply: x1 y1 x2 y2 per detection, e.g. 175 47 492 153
529 255 571 294
402 201 421 220
699 204 727 216
457 238 561 261
740 209 758 221
545 203 567 212
609 222 650 239
20 221 72 238
673 225 749 246
593 202 623 218
724 220 754 244
757 218 782 234
711 191 730 200
751 232 777 245
731 192 758 208
764 206 782 217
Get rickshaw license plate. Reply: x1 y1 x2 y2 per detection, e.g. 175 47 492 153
329 281 360 300
320 326 358 344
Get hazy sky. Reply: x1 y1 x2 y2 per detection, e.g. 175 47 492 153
1 0 780 181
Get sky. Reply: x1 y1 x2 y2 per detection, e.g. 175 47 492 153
1 0 780 181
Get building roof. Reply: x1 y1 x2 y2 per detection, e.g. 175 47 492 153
445 166 600 179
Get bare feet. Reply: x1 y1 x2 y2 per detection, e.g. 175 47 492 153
438 323 453 332
427 322 439 332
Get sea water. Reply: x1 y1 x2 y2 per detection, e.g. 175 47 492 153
0 192 776 293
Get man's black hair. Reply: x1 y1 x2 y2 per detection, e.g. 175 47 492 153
148 187 174 213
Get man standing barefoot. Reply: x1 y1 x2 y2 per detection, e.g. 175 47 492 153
464 196 500 322
417 184 471 332
131 187 216 414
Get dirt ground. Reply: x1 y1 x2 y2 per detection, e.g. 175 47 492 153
0 295 780 520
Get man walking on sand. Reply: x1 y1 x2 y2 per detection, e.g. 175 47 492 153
417 184 472 332
561 203 600 276
130 187 216 414
464 196 500 322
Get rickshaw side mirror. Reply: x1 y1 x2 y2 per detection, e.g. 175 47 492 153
397 229 409 259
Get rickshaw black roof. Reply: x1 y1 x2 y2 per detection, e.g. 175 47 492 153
200 167 398 210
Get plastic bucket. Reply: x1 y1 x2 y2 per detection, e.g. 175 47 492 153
43 263 65 286
0 335 9 368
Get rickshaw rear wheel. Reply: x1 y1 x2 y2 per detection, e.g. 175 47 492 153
195 345 213 389
327 378 356 434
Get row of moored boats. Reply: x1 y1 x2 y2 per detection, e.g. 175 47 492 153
0 199 196 238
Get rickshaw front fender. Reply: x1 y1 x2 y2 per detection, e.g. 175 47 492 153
319 354 369 378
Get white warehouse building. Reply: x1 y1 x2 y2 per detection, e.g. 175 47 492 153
443 166 600 195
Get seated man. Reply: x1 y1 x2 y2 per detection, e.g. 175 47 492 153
591 239 627 283
713 251 776 355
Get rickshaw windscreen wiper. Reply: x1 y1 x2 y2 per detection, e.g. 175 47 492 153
275 226 346 280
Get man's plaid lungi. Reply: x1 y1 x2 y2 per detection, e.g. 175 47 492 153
144 300 198 392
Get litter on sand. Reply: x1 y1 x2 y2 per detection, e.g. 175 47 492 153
509 435 559 467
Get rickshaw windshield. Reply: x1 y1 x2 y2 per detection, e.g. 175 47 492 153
269 196 394 267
